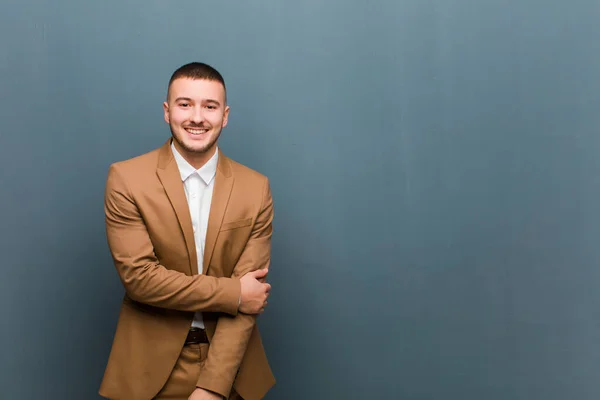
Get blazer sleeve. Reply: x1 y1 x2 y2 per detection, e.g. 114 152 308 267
104 163 240 315
196 178 273 398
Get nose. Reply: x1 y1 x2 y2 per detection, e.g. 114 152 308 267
190 106 205 123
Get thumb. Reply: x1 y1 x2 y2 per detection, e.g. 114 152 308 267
251 268 269 279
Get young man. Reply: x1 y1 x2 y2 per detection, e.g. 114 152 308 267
99 62 275 400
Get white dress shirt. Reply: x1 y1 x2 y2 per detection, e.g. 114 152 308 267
171 142 219 329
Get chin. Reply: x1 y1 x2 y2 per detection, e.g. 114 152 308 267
187 140 217 154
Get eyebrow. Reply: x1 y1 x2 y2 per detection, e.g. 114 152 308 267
174 97 221 106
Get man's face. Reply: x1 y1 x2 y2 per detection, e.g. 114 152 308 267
163 78 229 160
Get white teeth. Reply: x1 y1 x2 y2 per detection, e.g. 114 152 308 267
186 128 208 135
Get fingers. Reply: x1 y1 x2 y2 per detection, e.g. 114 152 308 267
258 300 269 314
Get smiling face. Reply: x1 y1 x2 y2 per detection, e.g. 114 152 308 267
163 77 230 168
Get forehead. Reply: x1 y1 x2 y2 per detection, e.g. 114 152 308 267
168 78 226 102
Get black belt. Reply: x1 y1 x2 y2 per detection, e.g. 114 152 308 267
185 327 209 344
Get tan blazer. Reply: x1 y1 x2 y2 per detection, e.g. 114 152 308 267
99 139 275 400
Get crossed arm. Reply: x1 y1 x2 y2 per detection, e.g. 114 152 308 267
105 164 243 314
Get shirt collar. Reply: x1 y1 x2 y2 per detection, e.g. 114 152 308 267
171 141 219 185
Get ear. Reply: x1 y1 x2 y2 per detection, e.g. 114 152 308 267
163 102 170 124
222 105 230 128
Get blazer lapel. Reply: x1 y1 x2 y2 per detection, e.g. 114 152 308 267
156 140 198 275
203 150 234 275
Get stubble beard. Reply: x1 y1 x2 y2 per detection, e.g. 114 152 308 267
170 124 221 155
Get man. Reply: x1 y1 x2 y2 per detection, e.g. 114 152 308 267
99 62 275 400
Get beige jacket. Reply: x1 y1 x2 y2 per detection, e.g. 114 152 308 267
99 139 275 400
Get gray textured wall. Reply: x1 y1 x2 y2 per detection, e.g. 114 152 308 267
2 1 600 399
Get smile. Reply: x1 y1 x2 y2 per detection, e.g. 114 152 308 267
185 128 208 135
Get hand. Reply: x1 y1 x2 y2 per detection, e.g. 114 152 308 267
239 268 271 314
188 387 222 400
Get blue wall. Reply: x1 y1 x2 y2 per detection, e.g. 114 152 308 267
2 1 600 399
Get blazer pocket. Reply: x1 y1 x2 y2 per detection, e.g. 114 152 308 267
220 217 253 231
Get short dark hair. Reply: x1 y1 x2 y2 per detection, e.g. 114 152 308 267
167 62 227 101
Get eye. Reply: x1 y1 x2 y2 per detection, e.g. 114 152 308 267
179 102 190 108
206 105 217 110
